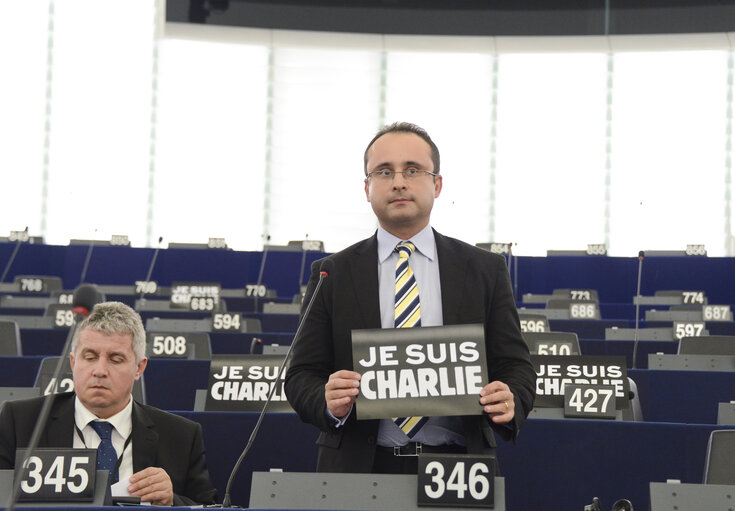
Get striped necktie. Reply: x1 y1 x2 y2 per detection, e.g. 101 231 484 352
392 241 428 437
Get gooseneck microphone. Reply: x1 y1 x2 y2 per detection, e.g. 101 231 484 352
139 236 163 304
631 251 645 369
253 235 270 313
79 239 96 284
0 226 28 284
220 259 333 507
7 284 104 511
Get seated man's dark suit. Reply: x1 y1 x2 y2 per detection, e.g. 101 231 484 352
0 392 217 505
285 230 536 473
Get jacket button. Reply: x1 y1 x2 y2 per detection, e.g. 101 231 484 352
367 436 375 445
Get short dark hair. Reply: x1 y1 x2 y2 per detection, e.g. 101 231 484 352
363 122 440 176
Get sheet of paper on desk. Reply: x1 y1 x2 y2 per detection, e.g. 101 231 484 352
112 477 151 505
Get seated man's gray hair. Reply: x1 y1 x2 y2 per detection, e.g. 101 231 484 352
71 301 146 362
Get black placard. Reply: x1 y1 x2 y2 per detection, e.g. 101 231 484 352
146 333 191 359
586 244 606 256
46 304 75 329
352 324 487 420
212 312 242 331
135 280 158 295
15 448 96 502
207 237 227 249
418 454 495 508
244 284 268 297
568 302 600 320
681 290 706 304
673 321 706 340
567 289 597 302
519 315 548 333
531 341 576 356
57 293 74 305
18 277 44 293
205 355 293 412
532 355 628 409
703 305 731 322
110 235 130 246
170 281 221 310
36 358 75 396
563 384 617 419
9 230 30 243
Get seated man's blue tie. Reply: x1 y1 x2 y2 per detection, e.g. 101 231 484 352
90 421 118 484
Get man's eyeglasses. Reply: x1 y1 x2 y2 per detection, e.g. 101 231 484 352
366 169 438 180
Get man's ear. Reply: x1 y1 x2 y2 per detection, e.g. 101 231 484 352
134 357 148 380
434 174 443 198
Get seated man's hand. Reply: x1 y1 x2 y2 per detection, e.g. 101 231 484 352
325 370 361 418
128 467 174 506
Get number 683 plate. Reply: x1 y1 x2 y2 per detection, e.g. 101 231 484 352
418 454 497 508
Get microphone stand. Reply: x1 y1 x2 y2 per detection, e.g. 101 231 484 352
139 237 163 305
6 312 84 511
253 237 270 313
79 240 95 284
631 251 644 369
0 227 28 284
220 269 329 507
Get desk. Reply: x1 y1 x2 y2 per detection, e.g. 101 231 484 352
175 411 735 510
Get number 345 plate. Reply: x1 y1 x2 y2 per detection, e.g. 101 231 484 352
418 454 497 508
15 448 96 502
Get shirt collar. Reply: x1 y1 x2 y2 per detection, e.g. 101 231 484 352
377 224 436 263
74 395 133 438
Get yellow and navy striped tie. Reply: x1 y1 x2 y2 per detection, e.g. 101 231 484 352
392 241 428 437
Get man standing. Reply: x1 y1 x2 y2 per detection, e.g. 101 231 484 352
0 302 217 505
285 122 536 474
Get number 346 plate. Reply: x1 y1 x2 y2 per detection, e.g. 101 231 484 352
418 454 497 508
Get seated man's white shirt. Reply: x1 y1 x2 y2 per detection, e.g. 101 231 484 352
73 395 134 481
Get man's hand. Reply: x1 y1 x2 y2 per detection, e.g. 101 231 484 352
480 381 515 424
128 467 174 506
325 370 361 418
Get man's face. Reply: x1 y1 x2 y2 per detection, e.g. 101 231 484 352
364 132 442 238
70 329 147 419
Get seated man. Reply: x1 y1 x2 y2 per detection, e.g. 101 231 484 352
0 301 217 505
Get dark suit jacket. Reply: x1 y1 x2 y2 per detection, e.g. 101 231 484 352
0 392 217 506
284 230 536 473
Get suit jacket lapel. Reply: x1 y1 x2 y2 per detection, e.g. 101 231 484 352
351 234 381 328
46 393 75 447
435 230 467 325
131 402 158 472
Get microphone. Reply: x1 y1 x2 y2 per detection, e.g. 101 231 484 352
139 236 163 304
297 235 309 298
0 226 28 284
631 251 644 369
253 235 270 312
7 283 104 511
249 336 262 354
79 238 96 284
219 258 333 507
72 283 105 319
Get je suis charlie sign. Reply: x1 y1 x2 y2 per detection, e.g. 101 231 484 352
351 324 488 420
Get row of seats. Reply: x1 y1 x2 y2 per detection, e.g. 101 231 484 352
1 244 735 508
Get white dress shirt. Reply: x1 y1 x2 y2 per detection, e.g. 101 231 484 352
73 396 134 481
